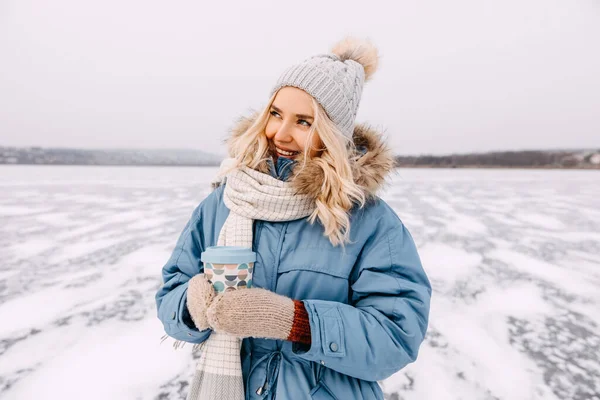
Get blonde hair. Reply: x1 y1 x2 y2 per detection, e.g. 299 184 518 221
223 91 367 248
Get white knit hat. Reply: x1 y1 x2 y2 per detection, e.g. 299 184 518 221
270 38 379 139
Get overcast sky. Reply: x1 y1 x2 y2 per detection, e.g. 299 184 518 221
1 0 599 156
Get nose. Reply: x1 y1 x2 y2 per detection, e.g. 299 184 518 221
273 120 294 142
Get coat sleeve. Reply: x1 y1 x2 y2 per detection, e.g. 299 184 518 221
295 205 431 381
155 199 213 344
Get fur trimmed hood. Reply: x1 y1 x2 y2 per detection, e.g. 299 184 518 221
217 114 397 200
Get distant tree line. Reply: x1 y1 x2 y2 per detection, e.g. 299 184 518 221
395 150 600 168
0 146 222 166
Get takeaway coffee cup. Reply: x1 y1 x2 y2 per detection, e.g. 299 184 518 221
200 246 256 293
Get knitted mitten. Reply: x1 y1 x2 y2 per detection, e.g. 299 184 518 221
206 288 311 344
186 274 217 331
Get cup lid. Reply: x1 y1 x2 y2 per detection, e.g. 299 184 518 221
200 246 256 264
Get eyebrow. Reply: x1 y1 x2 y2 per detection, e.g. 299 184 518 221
271 105 314 121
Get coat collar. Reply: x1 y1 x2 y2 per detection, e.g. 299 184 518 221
266 155 297 182
218 113 396 200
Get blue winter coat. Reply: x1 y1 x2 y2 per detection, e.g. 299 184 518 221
155 119 431 400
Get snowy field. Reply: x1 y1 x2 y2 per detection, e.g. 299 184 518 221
0 165 598 400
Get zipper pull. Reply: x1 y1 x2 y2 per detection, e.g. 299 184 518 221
256 382 267 395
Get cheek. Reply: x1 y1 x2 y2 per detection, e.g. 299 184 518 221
310 134 323 155
264 119 277 139
295 134 307 148
309 132 321 148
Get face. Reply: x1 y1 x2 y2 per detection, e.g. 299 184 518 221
265 87 322 160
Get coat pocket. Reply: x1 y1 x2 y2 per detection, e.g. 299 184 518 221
278 259 354 280
277 248 359 303
279 247 359 280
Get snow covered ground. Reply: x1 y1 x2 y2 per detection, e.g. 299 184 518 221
0 166 598 400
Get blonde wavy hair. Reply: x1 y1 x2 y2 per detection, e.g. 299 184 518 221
221 91 367 248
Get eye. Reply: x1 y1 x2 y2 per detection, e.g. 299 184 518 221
270 110 281 118
298 119 311 127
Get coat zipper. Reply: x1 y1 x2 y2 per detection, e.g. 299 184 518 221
271 222 288 292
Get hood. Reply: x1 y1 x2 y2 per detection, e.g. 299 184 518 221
217 113 397 200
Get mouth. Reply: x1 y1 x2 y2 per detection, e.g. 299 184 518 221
273 146 300 158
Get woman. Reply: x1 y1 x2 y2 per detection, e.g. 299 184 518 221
155 38 431 400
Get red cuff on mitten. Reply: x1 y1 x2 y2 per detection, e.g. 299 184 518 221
287 300 312 345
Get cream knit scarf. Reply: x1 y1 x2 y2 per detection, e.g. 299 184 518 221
185 163 315 400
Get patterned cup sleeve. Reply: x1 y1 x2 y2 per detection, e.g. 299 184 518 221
204 262 254 293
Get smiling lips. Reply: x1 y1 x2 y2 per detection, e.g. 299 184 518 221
275 146 299 157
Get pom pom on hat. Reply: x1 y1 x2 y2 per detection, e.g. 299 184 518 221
331 37 379 82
